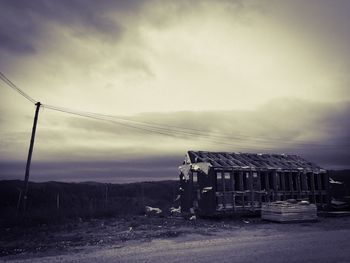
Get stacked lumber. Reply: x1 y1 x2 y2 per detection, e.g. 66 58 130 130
261 200 317 222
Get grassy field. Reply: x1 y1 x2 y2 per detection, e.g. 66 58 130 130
0 180 179 227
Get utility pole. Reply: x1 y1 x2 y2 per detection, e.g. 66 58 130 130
56 193 60 210
105 183 108 208
21 102 41 214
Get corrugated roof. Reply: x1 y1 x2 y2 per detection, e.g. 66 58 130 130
186 150 324 171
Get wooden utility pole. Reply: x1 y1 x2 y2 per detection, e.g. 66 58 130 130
15 188 22 218
56 193 60 210
21 102 41 213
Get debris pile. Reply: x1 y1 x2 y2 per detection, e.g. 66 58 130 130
261 200 317 222
145 206 163 217
170 207 181 216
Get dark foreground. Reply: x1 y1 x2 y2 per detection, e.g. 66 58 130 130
2 216 350 262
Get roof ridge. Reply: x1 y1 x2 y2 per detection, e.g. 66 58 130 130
186 150 324 171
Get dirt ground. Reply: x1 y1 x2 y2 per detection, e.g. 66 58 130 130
2 215 350 262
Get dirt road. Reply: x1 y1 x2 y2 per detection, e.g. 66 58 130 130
3 217 350 262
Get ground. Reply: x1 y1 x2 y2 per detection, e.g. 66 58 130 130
1 216 350 262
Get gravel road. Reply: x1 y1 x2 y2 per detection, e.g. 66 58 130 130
4 217 350 263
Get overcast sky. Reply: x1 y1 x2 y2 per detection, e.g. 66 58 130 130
0 0 349 182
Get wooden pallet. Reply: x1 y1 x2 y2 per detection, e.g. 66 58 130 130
261 201 317 222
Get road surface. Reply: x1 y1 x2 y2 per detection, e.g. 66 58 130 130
6 221 350 263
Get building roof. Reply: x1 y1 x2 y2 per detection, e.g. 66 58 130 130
185 150 325 172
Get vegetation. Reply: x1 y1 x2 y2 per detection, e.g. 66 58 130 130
0 180 179 227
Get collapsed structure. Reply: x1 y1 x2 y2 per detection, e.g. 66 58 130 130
179 151 329 217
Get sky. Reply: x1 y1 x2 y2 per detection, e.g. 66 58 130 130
0 0 349 182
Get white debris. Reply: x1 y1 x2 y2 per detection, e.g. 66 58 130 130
170 206 181 214
192 164 200 171
201 186 213 193
174 195 181 201
189 215 197 221
329 177 343 185
192 162 212 174
145 206 162 214
216 204 224 211
179 165 191 181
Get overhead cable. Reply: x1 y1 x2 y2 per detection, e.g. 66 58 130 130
0 71 37 104
42 103 348 149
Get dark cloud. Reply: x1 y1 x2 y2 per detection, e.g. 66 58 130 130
0 0 146 56
0 0 270 58
0 31 36 55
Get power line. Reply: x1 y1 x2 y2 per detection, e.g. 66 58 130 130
0 71 37 104
43 104 182 138
43 104 344 148
42 103 349 149
42 104 289 151
1 72 348 149
42 104 348 147
42 104 238 146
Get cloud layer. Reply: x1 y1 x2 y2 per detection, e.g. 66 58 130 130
1 98 349 182
1 0 350 181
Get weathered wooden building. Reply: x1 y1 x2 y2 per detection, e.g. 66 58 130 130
179 151 329 217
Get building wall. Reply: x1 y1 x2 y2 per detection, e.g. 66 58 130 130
180 168 329 216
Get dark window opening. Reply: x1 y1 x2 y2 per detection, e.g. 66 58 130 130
278 173 284 190
234 172 241 191
260 172 267 190
320 173 327 190
243 172 249 190
306 173 313 191
285 173 291 191
216 172 223 192
224 172 232 191
292 173 298 191
269 172 274 189
225 193 233 208
300 174 307 191
314 174 320 191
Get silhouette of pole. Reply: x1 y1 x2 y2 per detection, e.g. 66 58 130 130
21 102 41 213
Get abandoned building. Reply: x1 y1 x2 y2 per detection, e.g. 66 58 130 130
179 150 329 216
